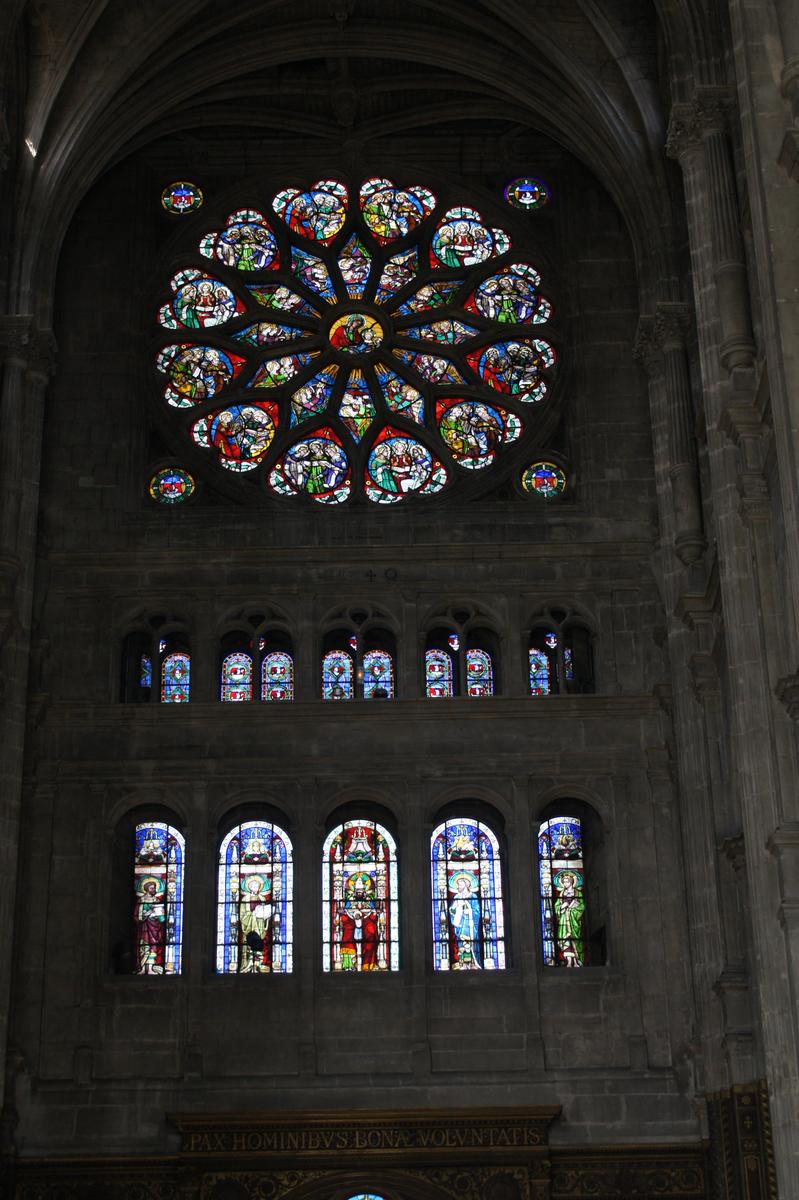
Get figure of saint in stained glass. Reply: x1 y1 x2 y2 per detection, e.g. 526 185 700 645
133 822 184 974
431 818 506 971
537 816 587 967
322 821 399 971
217 822 293 974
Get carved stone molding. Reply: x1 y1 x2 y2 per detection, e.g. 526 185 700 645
720 833 746 874
774 673 799 720
633 316 662 377
688 651 720 701
705 1081 778 1200
9 1143 711 1200
550 1146 705 1197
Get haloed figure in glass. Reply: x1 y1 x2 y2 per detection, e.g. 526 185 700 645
538 816 587 967
322 821 399 972
431 818 506 971
133 823 184 974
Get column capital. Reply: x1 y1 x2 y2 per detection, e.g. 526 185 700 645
0 318 56 376
666 88 734 160
653 301 691 350
633 316 662 376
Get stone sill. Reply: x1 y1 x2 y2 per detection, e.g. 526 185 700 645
49 695 661 723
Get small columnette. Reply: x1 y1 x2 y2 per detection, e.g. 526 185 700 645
124 801 606 975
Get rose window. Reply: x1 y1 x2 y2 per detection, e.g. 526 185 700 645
155 176 557 505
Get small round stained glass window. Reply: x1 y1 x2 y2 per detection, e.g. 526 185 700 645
161 182 204 215
154 174 560 504
149 467 196 504
504 177 550 212
521 461 567 499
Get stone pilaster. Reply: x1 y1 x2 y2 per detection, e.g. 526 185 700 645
0 317 56 1123
667 89 756 375
634 311 705 565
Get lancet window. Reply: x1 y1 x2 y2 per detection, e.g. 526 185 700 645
133 821 185 974
216 820 293 974
537 814 588 966
430 816 506 970
528 609 594 695
322 819 399 972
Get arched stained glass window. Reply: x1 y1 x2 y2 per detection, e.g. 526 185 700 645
426 648 453 698
134 822 184 974
221 651 253 702
466 648 493 697
529 649 551 695
363 649 394 699
322 820 399 972
323 649 353 700
161 652 190 703
216 820 293 974
262 651 294 701
537 815 587 967
431 818 506 971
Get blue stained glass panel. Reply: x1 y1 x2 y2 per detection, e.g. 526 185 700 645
430 818 506 971
217 822 293 974
161 652 190 703
466 648 493 697
529 649 550 695
221 652 252 702
363 649 394 699
134 822 185 974
323 650 353 700
426 648 453 698
262 652 294 702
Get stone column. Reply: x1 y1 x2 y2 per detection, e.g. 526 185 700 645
635 312 705 565
667 88 756 375
0 318 56 1119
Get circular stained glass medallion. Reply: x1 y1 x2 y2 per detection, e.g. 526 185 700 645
155 174 559 503
329 312 384 355
149 467 196 504
161 181 204 215
504 177 550 212
521 461 567 498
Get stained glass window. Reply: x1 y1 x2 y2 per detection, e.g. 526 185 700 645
431 818 506 971
537 816 586 967
529 649 551 695
363 649 394 699
504 177 550 211
161 181 203 215
155 175 558 504
134 822 184 974
466 649 493 697
262 652 294 702
161 652 190 703
149 466 196 503
322 820 399 972
323 650 353 700
217 821 293 974
426 649 454 698
221 652 252 702
140 654 152 691
521 461 567 498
